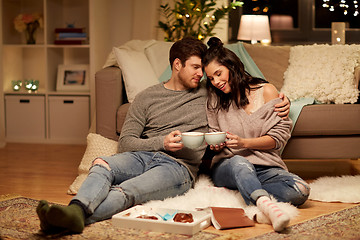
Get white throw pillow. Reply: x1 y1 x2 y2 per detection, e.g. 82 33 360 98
145 41 173 78
68 133 118 195
113 47 158 103
281 44 360 104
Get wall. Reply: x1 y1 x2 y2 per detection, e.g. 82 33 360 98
91 0 161 70
0 0 5 147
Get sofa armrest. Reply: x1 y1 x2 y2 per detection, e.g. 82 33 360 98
95 66 125 141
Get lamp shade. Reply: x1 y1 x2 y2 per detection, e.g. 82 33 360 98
237 15 271 44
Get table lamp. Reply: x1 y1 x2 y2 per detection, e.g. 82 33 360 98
237 15 271 45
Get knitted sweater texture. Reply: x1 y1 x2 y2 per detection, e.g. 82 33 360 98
119 82 208 179
207 97 292 170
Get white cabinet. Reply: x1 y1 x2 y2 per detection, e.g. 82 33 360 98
5 95 46 141
48 96 89 142
4 93 89 143
1 0 94 144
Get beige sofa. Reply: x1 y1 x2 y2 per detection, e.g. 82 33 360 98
95 41 360 159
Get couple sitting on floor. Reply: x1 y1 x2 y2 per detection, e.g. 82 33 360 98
36 36 310 234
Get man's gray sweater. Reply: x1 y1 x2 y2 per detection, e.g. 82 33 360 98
118 82 208 179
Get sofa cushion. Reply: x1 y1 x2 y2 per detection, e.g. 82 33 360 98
145 41 173 78
243 43 290 91
68 133 118 194
103 39 157 68
113 46 158 103
282 136 360 159
281 44 360 104
292 104 360 136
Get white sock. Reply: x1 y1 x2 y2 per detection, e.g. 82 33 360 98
254 211 271 224
256 196 290 232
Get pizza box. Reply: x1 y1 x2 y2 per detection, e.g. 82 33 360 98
112 206 212 235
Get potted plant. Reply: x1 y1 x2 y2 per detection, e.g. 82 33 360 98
158 0 243 41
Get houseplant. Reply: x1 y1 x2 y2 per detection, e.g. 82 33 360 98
158 0 243 41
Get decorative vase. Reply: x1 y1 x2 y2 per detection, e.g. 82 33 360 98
25 22 38 44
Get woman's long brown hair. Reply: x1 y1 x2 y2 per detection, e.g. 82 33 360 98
202 37 267 112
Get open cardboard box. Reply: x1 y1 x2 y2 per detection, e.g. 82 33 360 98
112 206 211 235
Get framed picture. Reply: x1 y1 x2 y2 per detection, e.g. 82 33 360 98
56 64 89 91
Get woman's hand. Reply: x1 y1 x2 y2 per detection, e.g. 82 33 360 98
225 132 276 150
209 142 226 152
225 132 245 149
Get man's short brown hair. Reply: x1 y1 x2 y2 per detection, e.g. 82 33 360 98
169 37 207 68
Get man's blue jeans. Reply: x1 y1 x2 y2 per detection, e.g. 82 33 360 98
211 155 309 206
71 151 193 225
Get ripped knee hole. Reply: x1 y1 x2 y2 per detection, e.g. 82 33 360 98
92 158 111 171
295 180 310 195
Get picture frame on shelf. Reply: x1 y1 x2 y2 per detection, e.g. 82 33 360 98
56 64 89 92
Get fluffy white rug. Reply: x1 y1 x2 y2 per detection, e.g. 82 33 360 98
143 175 299 225
309 175 360 203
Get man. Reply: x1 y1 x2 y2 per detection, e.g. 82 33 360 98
36 37 290 234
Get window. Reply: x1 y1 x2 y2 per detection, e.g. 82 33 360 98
315 0 360 28
229 0 360 44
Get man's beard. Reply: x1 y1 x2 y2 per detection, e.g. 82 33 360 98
178 72 200 90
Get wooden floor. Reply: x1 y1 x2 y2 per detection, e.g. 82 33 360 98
0 143 359 239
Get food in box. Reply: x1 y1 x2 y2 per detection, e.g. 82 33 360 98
112 206 211 235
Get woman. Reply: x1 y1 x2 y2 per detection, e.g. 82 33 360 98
203 37 310 232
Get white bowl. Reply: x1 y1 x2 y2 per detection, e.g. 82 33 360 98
181 132 204 149
205 132 226 145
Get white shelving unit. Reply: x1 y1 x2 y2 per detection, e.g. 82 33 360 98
1 0 92 144
0 0 147 146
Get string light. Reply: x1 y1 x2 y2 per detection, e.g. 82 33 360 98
322 0 360 16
